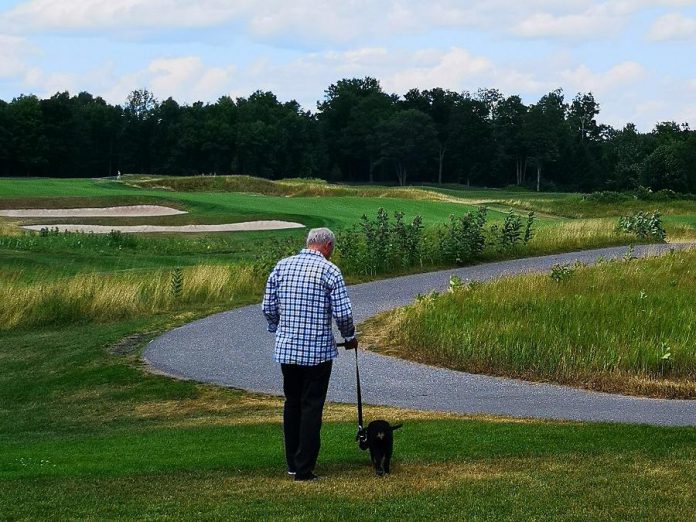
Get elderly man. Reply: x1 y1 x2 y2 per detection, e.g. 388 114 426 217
262 227 358 482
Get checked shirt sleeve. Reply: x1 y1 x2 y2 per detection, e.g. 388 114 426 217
329 270 355 339
262 266 280 333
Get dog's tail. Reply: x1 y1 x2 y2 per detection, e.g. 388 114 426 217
390 424 403 431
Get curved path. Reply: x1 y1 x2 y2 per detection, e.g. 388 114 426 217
144 244 696 426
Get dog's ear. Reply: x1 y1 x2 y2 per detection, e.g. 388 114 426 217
357 428 369 450
390 424 403 431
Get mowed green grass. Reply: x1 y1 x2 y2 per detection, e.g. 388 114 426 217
362 249 696 398
1 321 695 520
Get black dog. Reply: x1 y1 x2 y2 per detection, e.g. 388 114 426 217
358 420 402 476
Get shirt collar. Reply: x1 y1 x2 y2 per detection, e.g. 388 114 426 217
300 248 324 257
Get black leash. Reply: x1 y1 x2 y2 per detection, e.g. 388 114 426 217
354 346 364 435
338 342 367 447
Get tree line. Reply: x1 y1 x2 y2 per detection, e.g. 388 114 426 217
1 77 695 193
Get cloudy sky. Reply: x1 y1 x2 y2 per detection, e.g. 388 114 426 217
1 0 695 130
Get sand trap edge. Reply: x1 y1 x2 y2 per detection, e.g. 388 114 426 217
22 221 305 234
0 205 187 218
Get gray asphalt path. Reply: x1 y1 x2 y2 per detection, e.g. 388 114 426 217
144 244 696 426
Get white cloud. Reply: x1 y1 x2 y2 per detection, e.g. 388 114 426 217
23 67 78 95
649 77 696 125
0 34 35 78
382 48 493 94
4 0 696 44
560 62 646 95
649 12 696 40
101 56 236 104
509 1 696 39
513 11 620 39
0 0 252 32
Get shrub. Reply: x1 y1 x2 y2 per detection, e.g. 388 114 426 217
617 211 667 242
550 263 576 282
489 209 535 251
582 191 632 204
336 208 426 276
439 206 487 265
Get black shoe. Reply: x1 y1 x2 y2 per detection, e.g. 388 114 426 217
294 472 320 482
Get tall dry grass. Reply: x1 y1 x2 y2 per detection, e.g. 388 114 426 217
0 218 21 236
1 264 263 330
363 249 696 398
528 218 627 253
665 222 696 242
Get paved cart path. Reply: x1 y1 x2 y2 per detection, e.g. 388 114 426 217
144 244 696 426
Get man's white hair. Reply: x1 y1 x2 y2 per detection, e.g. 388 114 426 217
306 227 335 247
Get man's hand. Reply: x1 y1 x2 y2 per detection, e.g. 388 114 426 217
343 337 358 350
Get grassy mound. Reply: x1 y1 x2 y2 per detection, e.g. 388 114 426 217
361 249 696 398
125 174 462 201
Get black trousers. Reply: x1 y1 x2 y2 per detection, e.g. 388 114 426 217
280 360 333 476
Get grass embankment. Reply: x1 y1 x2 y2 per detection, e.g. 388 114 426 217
126 174 467 202
363 249 696 398
2 322 695 520
498 194 696 218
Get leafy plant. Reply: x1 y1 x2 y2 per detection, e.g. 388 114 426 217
617 211 667 241
170 267 183 299
524 211 535 244
440 206 487 264
499 209 522 249
659 342 673 377
448 275 464 292
338 208 426 276
550 263 576 282
106 229 137 249
489 209 535 251
623 244 637 262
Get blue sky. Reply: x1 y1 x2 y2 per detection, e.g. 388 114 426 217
1 0 695 131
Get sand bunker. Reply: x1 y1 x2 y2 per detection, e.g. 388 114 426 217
22 221 305 234
0 205 186 218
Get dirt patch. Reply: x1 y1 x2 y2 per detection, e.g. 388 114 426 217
0 205 186 217
22 220 306 233
109 333 154 355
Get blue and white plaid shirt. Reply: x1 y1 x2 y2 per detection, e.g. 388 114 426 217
262 248 355 366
